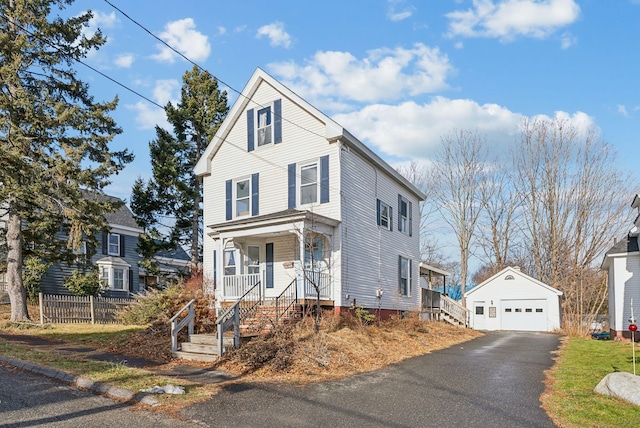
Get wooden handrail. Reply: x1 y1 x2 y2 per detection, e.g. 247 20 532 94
170 299 195 354
441 294 469 326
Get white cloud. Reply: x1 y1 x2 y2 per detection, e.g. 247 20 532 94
114 53 134 68
559 31 577 49
256 22 292 49
617 105 629 117
151 18 210 63
85 10 118 36
333 98 595 161
126 79 179 130
387 0 415 22
446 0 581 42
268 43 454 108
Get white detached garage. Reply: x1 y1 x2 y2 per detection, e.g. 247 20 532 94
464 266 563 332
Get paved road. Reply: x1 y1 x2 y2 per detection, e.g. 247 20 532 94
183 332 560 427
0 365 195 428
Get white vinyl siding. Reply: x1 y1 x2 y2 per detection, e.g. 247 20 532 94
339 147 421 312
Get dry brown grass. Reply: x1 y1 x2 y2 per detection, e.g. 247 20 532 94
212 312 483 383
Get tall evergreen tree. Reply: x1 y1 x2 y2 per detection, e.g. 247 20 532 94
0 0 132 320
131 66 228 272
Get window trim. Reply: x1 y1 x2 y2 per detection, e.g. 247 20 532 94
108 233 120 256
398 195 412 236
398 256 411 297
256 106 273 147
299 161 319 206
377 199 392 231
98 261 130 292
234 177 251 217
247 245 260 275
223 249 237 276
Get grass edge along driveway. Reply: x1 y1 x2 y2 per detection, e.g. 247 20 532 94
542 336 640 428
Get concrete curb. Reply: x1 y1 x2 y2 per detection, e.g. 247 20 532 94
0 355 159 407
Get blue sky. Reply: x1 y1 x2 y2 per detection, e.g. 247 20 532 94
68 0 639 205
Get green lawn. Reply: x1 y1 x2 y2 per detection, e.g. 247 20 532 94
544 337 640 427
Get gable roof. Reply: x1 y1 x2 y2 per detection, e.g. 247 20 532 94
601 235 640 270
464 266 563 298
194 67 426 201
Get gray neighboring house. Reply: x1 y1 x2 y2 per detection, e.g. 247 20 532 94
2 196 190 298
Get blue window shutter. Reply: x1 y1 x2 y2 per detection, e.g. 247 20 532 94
119 235 125 257
389 206 393 231
408 201 413 236
288 163 296 209
102 233 108 255
320 155 329 203
398 194 402 231
247 109 254 152
409 259 413 295
266 243 274 288
129 269 134 292
274 99 282 144
225 179 232 220
251 173 259 216
376 199 381 226
398 255 403 294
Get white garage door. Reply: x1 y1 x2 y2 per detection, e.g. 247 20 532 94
501 299 547 331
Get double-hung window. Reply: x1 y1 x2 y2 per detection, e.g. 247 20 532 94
108 233 120 255
247 99 281 151
235 179 250 217
300 163 318 205
247 245 260 274
398 195 412 236
224 249 237 276
377 199 392 230
257 107 272 146
398 256 411 296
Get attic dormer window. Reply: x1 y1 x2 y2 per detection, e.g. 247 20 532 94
257 107 272 146
505 275 515 280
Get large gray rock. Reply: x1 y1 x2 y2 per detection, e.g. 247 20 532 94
594 372 640 406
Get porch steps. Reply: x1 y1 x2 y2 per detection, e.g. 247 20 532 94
173 334 234 362
174 306 304 362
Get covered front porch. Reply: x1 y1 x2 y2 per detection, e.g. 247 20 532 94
208 209 340 307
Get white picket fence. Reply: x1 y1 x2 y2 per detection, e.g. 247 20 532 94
38 293 133 324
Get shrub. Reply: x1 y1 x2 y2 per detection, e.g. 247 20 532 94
117 280 215 332
64 269 102 297
23 256 49 303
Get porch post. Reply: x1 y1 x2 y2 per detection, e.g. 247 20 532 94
298 229 305 299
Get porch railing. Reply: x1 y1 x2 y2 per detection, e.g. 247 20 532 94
216 280 262 356
223 273 261 299
303 271 331 300
441 294 469 327
275 278 297 322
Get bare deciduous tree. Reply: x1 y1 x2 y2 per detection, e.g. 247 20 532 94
513 117 635 334
428 130 488 297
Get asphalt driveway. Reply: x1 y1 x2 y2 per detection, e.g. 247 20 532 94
183 331 560 427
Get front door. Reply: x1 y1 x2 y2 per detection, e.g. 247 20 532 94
265 243 274 289
473 302 486 329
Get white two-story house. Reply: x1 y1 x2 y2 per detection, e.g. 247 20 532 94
195 68 425 318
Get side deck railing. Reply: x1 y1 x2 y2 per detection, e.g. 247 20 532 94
441 294 469 327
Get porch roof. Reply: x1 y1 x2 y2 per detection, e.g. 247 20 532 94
419 262 450 278
207 209 340 237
